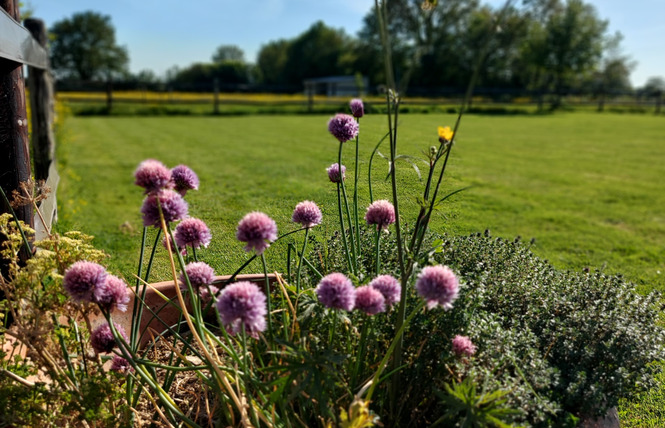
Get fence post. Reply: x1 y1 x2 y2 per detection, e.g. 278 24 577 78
106 79 113 112
213 78 220 114
0 0 33 231
24 17 58 239
656 91 662 115
24 18 55 181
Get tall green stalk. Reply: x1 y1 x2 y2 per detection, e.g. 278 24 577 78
353 129 361 258
334 148 354 275
295 227 310 293
338 142 357 274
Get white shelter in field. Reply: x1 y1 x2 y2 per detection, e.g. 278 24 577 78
303 75 368 97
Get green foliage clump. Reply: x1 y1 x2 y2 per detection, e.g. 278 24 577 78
310 227 665 426
0 214 126 427
436 232 665 424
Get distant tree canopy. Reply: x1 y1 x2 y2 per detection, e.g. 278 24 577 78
49 11 129 81
256 21 354 87
251 0 632 101
49 1 637 100
212 45 245 63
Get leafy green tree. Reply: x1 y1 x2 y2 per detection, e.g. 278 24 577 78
643 76 665 96
171 61 250 89
212 45 245 63
522 0 608 108
282 21 353 84
256 39 291 85
49 11 128 81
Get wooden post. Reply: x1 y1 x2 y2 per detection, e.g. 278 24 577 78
0 0 33 230
106 79 113 112
656 91 662 115
307 82 314 113
213 78 220 114
24 18 55 181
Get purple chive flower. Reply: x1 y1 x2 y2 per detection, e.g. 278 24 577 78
179 262 215 291
452 335 477 357
354 285 385 315
199 285 219 303
140 189 189 227
90 323 128 354
328 113 359 143
110 355 133 374
365 200 396 230
326 163 346 183
315 273 356 311
63 261 108 303
134 159 171 194
175 218 212 250
350 98 364 118
416 265 460 310
368 275 401 308
236 212 278 255
292 200 323 228
170 164 199 196
94 274 131 313
216 281 267 338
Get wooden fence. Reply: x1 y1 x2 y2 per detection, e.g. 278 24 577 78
0 0 57 242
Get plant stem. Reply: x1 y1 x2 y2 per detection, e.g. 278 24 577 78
336 180 353 274
354 128 361 258
338 142 357 275
295 227 310 293
374 227 381 276
351 316 371 390
366 301 425 402
260 254 274 345
241 325 260 427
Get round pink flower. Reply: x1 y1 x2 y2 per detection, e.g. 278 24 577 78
316 273 356 311
110 355 133 374
179 262 215 291
327 163 346 183
140 189 188 227
452 335 477 357
368 275 401 308
175 218 212 250
63 261 108 303
236 212 278 255
216 281 267 338
354 285 385 315
292 201 323 228
90 323 128 354
350 98 364 118
415 265 459 310
199 285 219 303
365 200 396 230
328 113 359 143
134 159 171 194
94 274 131 312
170 165 199 196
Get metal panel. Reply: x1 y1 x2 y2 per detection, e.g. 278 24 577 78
0 7 48 69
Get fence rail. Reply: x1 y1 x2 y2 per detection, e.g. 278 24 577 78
0 0 56 243
0 7 48 69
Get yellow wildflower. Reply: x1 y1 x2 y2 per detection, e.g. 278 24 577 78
438 126 454 142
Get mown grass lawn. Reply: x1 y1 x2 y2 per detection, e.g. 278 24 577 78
55 111 665 425
56 112 665 291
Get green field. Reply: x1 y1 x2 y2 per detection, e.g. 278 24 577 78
57 112 665 293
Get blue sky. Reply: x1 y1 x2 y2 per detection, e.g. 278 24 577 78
27 0 664 87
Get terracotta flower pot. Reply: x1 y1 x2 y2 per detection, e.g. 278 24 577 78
91 273 278 347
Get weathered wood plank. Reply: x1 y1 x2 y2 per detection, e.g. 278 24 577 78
0 7 48 69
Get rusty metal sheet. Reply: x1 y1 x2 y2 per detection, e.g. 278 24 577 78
0 7 48 69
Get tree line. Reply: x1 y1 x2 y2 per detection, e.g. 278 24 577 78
48 0 665 103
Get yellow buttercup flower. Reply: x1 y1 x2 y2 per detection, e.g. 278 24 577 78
438 126 454 142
